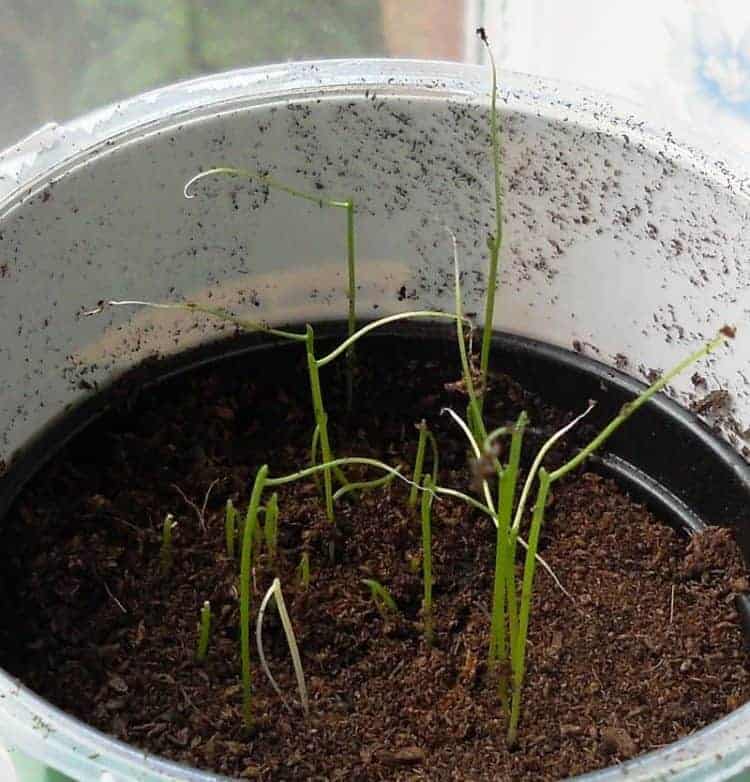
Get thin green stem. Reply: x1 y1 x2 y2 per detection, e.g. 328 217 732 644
408 421 428 508
478 35 503 406
345 200 356 412
264 493 279 564
432 485 495 516
264 455 495 518
333 469 399 501
184 166 352 209
550 332 727 484
185 165 359 407
505 529 519 692
107 299 306 343
498 412 527 529
240 465 267 728
197 600 211 662
450 234 487 443
512 402 596 534
305 326 334 522
508 469 551 747
310 424 322 492
426 430 440 485
421 475 435 645
489 412 527 709
267 456 400 486
316 310 466 368
224 499 237 559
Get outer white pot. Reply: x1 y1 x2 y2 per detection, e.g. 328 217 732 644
0 60 749 782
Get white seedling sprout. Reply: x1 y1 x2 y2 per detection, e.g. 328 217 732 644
256 578 309 717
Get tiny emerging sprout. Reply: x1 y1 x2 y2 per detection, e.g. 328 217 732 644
225 499 237 559
160 513 176 578
197 600 212 662
265 493 279 564
421 475 435 646
361 578 398 618
297 551 311 590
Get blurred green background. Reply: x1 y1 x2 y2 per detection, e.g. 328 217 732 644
0 1 468 150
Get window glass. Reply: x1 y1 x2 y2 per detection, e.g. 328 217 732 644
0 1 471 150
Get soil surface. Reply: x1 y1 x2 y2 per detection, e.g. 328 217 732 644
1 335 749 781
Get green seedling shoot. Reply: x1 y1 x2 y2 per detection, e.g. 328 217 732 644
477 26 504 414
297 551 311 590
447 217 733 741
159 513 176 578
454 334 728 744
257 577 309 716
184 167 358 411
421 475 435 645
264 492 279 564
239 465 267 727
361 578 398 618
408 421 440 508
197 600 211 662
488 410 527 710
225 498 237 559
101 298 464 525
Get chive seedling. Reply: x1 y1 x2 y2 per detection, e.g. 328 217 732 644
361 578 398 618
225 499 237 559
100 298 465 524
488 410 527 708
264 492 279 565
184 167 358 411
159 513 176 578
502 328 732 745
239 465 267 727
408 422 440 509
197 600 212 662
297 552 311 590
421 475 435 645
476 27 504 415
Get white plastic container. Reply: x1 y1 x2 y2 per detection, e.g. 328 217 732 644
1 60 749 782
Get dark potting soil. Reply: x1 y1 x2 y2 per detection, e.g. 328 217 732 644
1 335 749 781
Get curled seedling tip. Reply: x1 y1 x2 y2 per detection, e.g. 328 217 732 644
183 167 239 199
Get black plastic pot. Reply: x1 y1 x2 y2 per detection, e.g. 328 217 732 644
1 324 750 782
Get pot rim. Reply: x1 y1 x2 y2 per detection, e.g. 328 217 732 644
1 57 748 213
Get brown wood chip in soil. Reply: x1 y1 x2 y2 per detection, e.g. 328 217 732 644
1 335 749 781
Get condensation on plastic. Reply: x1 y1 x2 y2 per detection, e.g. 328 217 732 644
0 59 749 782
